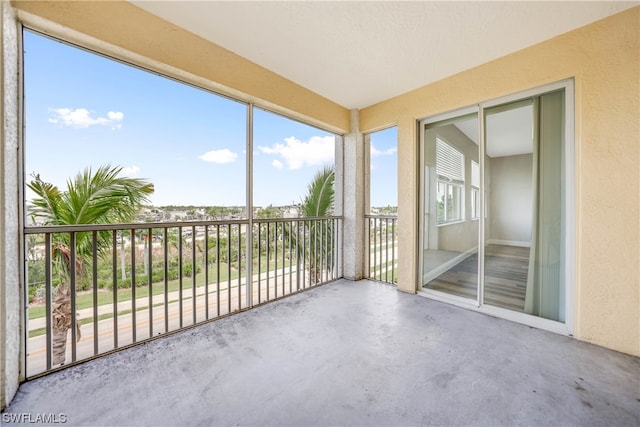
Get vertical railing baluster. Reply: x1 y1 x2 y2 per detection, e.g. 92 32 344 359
374 219 377 280
365 217 370 278
329 219 333 281
274 222 278 299
148 228 153 339
325 220 329 281
227 224 231 313
374 218 379 281
392 218 396 284
178 226 183 329
163 228 168 333
323 220 327 282
70 232 77 362
112 231 118 349
371 218 375 280
303 220 307 289
322 219 326 284
380 219 384 282
327 220 332 281
204 226 209 320
378 218 382 281
266 222 270 301
385 219 389 283
45 233 52 371
281 223 285 295
258 222 262 303
373 218 380 280
296 220 301 291
318 220 323 284
192 225 196 325
318 220 323 285
313 219 318 287
131 229 136 343
288 221 293 294
237 224 242 310
257 222 262 304
335 218 339 280
216 224 220 318
327 219 330 282
92 231 99 356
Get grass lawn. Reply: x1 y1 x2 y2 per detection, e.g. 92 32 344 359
28 257 291 320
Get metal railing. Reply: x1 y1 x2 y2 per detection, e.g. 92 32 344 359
24 216 341 377
365 215 398 284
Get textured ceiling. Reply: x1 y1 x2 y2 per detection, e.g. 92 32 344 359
131 1 637 109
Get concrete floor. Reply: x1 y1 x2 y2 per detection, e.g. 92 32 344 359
4 279 639 426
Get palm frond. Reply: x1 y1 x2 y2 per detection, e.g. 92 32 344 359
301 165 335 218
27 165 155 275
281 165 336 283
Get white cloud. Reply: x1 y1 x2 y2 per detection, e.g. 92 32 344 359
121 165 140 176
371 145 397 156
199 148 238 164
48 108 124 129
272 159 284 170
258 135 334 170
108 111 124 121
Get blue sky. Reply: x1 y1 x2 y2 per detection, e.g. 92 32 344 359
24 30 397 208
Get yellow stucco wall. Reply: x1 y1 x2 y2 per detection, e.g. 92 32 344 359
12 0 350 133
361 7 640 356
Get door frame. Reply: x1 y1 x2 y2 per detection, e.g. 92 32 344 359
417 79 575 336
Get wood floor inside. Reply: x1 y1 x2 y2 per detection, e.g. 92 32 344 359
424 244 529 312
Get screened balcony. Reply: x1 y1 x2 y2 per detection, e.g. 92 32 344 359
2 1 639 423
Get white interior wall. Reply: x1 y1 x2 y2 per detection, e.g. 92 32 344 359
487 153 533 245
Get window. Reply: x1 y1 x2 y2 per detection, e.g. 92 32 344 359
471 160 480 219
367 126 398 215
253 108 336 218
436 138 464 223
23 30 248 215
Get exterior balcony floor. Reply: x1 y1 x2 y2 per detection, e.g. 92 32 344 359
4 279 639 426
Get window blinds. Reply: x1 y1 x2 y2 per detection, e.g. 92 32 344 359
436 138 464 182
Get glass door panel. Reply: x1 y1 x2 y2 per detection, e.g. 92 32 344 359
483 91 565 322
422 114 479 301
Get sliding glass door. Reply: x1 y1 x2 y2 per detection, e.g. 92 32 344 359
483 99 535 313
421 111 479 302
419 82 572 328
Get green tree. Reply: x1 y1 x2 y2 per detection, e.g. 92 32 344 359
256 204 281 219
27 165 154 366
296 165 335 284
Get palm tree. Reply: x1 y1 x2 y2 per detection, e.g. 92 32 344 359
296 165 335 284
27 165 154 365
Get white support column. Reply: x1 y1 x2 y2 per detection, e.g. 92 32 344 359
0 0 23 410
341 109 365 280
